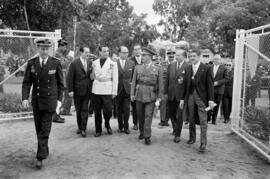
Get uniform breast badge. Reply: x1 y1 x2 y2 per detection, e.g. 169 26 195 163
178 76 183 84
31 65 35 73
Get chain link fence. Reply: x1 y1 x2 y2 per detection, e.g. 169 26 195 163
232 26 270 162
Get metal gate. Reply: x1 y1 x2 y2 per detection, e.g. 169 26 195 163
231 24 270 162
0 29 61 121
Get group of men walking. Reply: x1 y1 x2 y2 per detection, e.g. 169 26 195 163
22 38 230 169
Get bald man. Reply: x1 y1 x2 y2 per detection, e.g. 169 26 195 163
115 46 135 134
208 54 229 125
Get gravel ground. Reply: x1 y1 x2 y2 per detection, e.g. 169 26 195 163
0 114 269 179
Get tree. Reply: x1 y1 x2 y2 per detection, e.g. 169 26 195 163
0 0 85 37
153 0 270 57
67 0 160 54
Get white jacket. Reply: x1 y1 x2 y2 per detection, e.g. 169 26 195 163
91 58 118 95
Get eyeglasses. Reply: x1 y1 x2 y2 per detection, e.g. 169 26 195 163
225 64 232 67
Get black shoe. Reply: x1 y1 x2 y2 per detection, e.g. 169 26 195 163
187 139 195 144
95 133 101 137
61 113 72 116
118 129 123 133
174 137 181 143
124 129 130 134
138 134 144 140
81 130 86 137
107 128 113 135
212 122 217 125
76 129 81 134
133 125 138 130
199 144 206 152
158 122 169 127
145 138 151 145
36 160 43 170
53 117 65 123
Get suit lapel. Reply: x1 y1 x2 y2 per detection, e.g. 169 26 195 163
34 57 42 75
176 62 186 78
214 65 222 80
78 58 86 74
117 59 124 73
195 63 204 82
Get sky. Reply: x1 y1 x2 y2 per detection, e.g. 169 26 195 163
127 0 161 25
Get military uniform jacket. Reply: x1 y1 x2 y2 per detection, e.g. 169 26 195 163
165 61 189 102
55 49 73 87
211 64 229 95
22 56 64 112
91 57 118 95
131 63 163 103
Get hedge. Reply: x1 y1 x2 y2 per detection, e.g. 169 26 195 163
0 93 32 113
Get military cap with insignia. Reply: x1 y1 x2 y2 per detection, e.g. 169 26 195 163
141 45 157 56
58 39 68 46
34 38 53 47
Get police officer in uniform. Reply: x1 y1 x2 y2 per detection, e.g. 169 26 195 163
131 46 163 145
22 38 64 169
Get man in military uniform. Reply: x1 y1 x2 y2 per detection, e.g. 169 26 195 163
158 50 174 127
22 38 64 169
131 46 163 145
52 39 73 123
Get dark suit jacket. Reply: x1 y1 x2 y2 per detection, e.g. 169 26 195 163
181 62 214 107
117 59 135 95
211 64 229 95
22 56 64 112
67 58 92 96
165 61 189 102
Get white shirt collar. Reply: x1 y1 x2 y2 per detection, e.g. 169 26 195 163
178 60 184 68
39 56 48 65
193 61 200 69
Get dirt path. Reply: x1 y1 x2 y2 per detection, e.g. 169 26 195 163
0 114 269 179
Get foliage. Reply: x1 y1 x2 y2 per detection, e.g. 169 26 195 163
0 93 31 113
67 0 160 54
243 105 270 141
153 0 270 57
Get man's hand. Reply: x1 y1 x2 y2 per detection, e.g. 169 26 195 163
131 96 135 102
22 100 30 109
112 95 116 99
155 98 161 108
214 82 218 86
56 101 62 115
69 92 74 97
208 101 216 110
179 100 184 109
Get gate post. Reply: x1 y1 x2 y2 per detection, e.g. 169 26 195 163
231 29 245 130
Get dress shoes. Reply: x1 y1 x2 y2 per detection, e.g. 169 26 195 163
124 129 130 134
145 138 151 145
212 121 217 125
81 130 86 137
199 144 206 152
76 129 81 134
158 122 169 127
61 113 72 116
174 137 181 143
36 160 43 170
133 125 138 130
107 128 113 135
53 116 65 123
187 139 195 144
94 133 102 137
118 129 123 133
138 134 144 140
